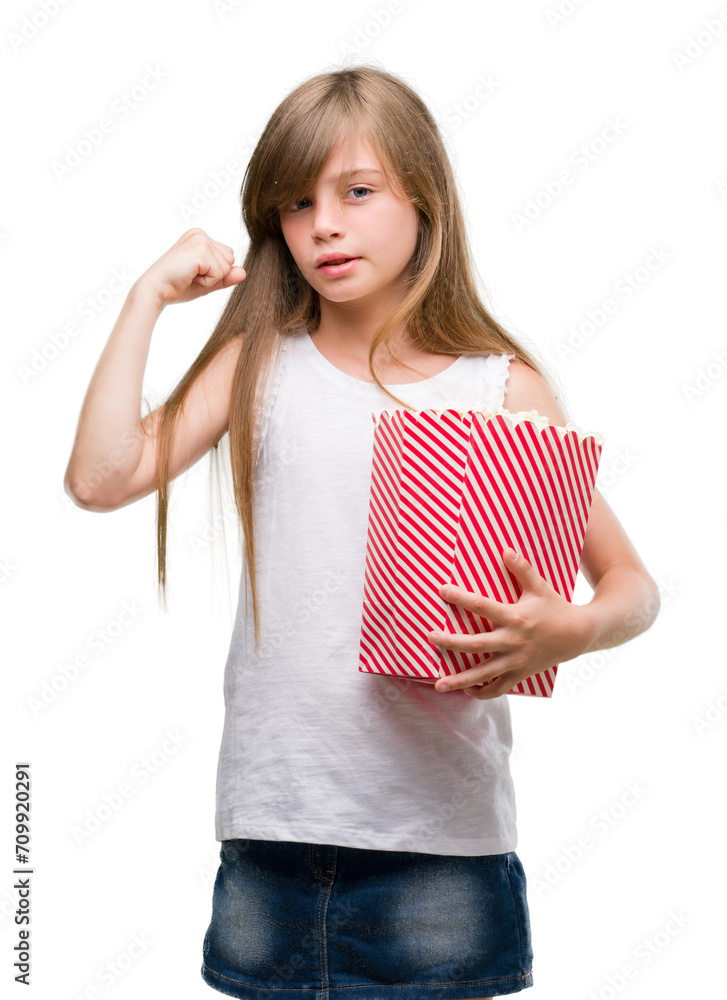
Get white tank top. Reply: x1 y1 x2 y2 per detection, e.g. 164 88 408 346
214 329 519 856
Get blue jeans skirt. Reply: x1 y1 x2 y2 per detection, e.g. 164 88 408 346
201 838 534 1000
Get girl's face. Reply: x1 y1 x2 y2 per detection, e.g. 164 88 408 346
279 135 419 310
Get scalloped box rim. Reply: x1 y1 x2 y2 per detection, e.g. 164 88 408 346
371 405 605 447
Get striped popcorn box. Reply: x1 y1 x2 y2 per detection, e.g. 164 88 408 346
358 406 604 697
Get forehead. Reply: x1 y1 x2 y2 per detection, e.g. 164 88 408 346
314 142 399 196
318 134 382 177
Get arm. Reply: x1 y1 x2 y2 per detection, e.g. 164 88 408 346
574 489 661 653
427 359 661 696
64 229 246 511
503 360 661 652
64 281 164 510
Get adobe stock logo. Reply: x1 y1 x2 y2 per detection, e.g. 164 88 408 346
672 11 727 72
18 270 135 385
26 601 145 717
681 348 727 403
587 908 691 999
691 682 727 737
337 1 405 62
510 116 628 233
70 730 190 846
553 244 672 362
7 0 71 52
441 76 503 131
531 781 647 896
51 66 168 180
544 0 593 29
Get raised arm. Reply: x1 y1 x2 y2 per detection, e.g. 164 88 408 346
63 229 246 512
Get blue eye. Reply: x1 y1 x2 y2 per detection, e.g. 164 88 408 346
287 186 373 212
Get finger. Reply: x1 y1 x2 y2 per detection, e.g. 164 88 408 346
427 627 520 655
435 661 504 692
209 241 237 262
220 265 247 287
428 631 492 653
439 584 511 625
474 673 517 698
450 671 513 697
194 247 239 287
208 245 238 281
503 549 550 592
184 230 236 266
208 246 246 284
464 682 506 700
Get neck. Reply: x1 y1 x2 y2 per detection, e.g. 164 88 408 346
314 308 414 363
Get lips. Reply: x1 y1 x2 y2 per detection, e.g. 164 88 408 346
316 255 359 268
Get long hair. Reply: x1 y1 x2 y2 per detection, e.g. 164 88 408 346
152 63 564 652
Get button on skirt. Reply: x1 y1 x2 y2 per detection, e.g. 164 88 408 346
201 838 533 999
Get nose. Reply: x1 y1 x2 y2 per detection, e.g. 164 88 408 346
309 195 345 240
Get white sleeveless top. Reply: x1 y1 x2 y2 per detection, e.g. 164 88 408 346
214 329 519 856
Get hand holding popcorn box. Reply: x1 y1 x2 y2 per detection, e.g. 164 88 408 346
358 406 604 696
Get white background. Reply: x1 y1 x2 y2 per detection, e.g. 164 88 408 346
3 1 725 998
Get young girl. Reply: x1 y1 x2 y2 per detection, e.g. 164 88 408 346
64 65 660 1000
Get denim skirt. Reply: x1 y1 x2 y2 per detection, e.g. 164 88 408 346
201 838 533 1000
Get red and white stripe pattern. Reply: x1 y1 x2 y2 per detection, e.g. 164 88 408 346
359 408 603 697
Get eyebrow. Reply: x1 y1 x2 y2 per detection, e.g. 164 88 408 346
321 167 384 183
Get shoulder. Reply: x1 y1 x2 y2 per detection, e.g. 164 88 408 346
502 357 572 428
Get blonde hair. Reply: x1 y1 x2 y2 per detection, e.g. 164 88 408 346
152 63 563 651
